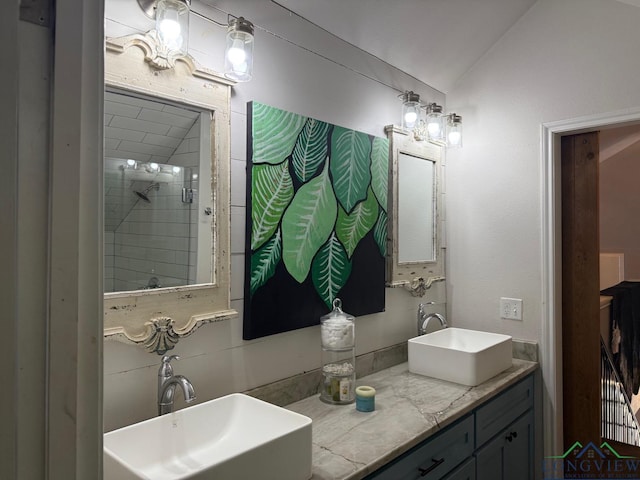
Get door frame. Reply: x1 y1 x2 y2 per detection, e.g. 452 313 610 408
541 107 640 457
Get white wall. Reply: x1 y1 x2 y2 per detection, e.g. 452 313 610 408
446 0 640 388
600 126 640 279
103 0 446 431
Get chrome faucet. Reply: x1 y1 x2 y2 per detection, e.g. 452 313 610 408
417 303 448 335
157 354 196 416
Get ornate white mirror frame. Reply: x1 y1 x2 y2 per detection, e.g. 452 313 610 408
104 31 237 353
385 125 445 296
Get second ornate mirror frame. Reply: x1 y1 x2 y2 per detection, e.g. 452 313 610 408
103 31 237 353
385 125 445 296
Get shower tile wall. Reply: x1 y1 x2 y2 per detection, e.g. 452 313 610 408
105 231 115 291
169 118 201 285
103 88 202 292
111 121 200 291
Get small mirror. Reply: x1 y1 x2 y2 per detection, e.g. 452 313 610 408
385 126 444 293
103 91 211 293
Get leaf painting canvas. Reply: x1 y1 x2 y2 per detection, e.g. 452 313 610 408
244 102 388 339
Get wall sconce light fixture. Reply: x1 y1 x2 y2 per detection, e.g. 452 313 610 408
400 91 421 130
399 91 463 148
138 0 190 56
446 114 463 148
425 103 445 143
225 16 255 82
136 0 255 82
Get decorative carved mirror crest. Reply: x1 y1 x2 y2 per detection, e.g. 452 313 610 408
103 32 237 353
385 125 445 296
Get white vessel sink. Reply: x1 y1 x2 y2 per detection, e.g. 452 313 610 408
408 327 512 386
104 393 312 480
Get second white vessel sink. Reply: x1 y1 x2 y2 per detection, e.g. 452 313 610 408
408 327 512 386
104 393 312 480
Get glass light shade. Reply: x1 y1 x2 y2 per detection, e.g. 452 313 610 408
447 114 463 148
401 91 421 131
426 104 445 143
155 0 189 55
225 17 254 82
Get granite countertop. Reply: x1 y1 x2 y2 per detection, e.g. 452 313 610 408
286 359 538 480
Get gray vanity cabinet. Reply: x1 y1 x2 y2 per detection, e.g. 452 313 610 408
365 374 534 480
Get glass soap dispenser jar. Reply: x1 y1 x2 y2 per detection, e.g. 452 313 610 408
320 298 356 404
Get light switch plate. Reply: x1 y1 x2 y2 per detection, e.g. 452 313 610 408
500 297 523 320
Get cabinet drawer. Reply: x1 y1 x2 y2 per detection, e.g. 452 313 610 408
475 376 533 446
369 415 474 480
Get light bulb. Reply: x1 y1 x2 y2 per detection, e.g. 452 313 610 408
172 166 181 174
126 159 136 168
448 131 461 146
226 39 246 66
150 162 159 171
404 110 418 128
158 19 182 49
427 121 441 137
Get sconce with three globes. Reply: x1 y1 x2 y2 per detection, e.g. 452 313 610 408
400 91 462 148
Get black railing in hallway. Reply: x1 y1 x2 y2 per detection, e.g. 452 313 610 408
601 338 640 446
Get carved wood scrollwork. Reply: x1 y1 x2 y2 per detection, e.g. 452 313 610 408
142 317 179 355
107 30 194 71
403 276 446 297
105 311 237 355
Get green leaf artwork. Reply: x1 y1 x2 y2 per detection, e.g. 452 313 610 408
373 209 387 257
291 118 330 183
311 232 352 308
282 162 338 283
250 228 282 296
335 188 379 258
251 161 293 250
245 101 387 340
370 136 389 211
330 126 372 213
252 102 306 165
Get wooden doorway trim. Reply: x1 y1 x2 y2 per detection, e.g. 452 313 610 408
560 132 600 446
542 108 640 457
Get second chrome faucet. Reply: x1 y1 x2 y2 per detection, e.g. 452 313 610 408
157 354 196 416
417 303 448 336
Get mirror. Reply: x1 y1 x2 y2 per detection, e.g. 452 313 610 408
104 91 211 293
385 125 444 295
103 31 236 353
398 152 436 263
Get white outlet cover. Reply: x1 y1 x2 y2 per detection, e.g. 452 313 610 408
500 297 523 321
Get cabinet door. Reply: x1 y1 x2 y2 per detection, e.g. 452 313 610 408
475 410 534 480
503 410 534 480
475 430 503 480
443 457 475 480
